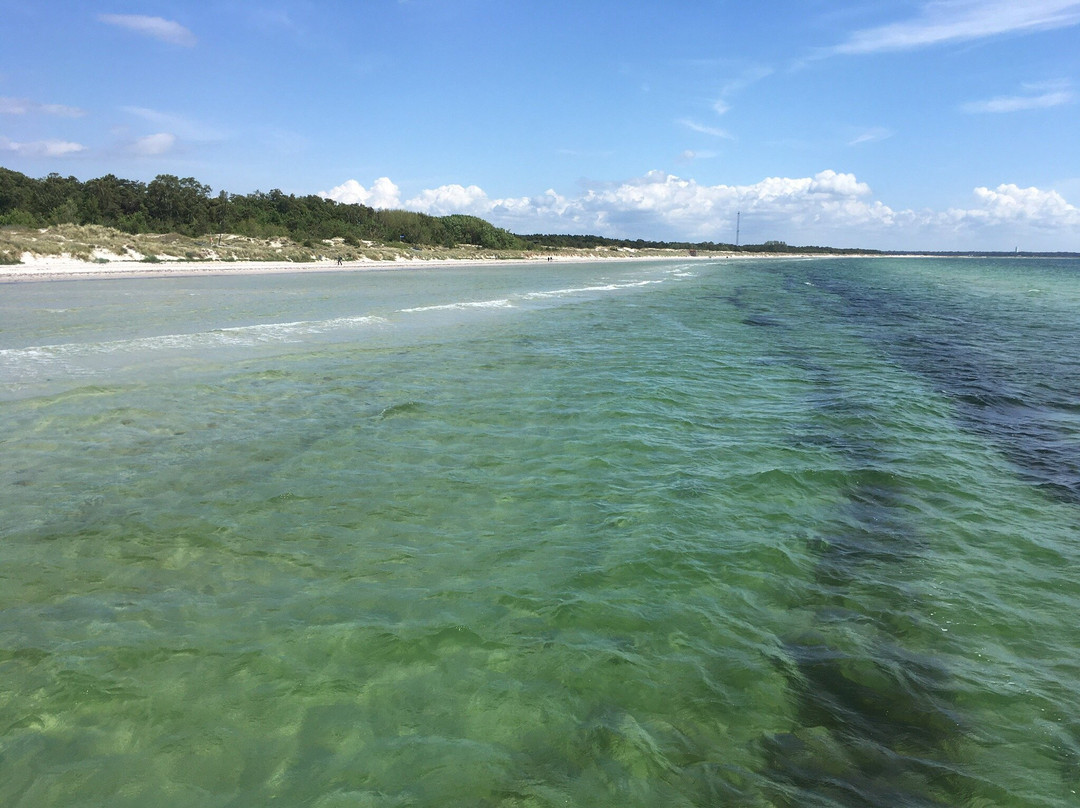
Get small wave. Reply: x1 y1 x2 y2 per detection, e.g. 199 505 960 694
521 279 666 300
216 314 387 342
395 275 679 315
0 314 388 375
398 299 515 313
378 401 425 418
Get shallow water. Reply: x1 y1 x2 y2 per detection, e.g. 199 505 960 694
2 257 1079 807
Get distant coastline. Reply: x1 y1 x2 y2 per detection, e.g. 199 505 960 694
0 250 854 284
0 220 888 284
2 239 1076 285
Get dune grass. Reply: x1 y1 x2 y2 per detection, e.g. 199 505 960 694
1 224 719 267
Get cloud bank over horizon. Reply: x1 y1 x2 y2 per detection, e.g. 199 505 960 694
319 170 1080 251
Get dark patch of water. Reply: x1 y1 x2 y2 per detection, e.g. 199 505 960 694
803 263 1080 505
725 275 970 806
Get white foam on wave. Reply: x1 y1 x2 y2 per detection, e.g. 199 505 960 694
399 299 515 313
523 284 622 299
521 278 667 301
395 278 668 314
398 270 687 315
0 314 389 380
216 314 388 343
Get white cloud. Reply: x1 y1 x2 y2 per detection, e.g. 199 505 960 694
720 65 774 97
121 106 223 140
0 97 29 115
926 184 1080 248
319 171 1079 249
0 97 85 117
99 14 197 47
678 119 733 139
678 149 718 162
964 183 1080 224
487 190 572 230
39 103 86 117
320 177 402 208
324 170 884 242
130 132 176 156
0 137 86 156
961 81 1074 112
704 65 773 122
848 127 893 145
406 183 489 216
832 0 1080 55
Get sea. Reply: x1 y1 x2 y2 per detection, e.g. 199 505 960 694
1 256 1078 808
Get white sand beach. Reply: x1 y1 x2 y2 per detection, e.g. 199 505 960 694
0 252 740 283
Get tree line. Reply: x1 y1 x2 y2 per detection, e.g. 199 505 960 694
0 168 525 249
1 167 876 254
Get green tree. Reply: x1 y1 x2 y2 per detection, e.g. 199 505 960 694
145 175 212 234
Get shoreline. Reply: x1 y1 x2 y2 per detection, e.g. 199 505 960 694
0 252 729 284
0 255 559 284
0 251 887 284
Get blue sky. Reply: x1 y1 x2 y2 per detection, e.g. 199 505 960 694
2 1 1079 250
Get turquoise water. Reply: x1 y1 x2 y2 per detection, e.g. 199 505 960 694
2 257 1079 807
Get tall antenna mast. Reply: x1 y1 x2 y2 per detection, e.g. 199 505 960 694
736 211 741 247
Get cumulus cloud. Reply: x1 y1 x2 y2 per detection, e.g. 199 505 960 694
832 0 1080 55
320 177 402 208
962 81 1074 112
321 169 886 242
927 184 1080 248
964 183 1080 224
550 170 885 241
99 14 197 47
318 170 1078 249
130 132 176 156
0 137 86 156
406 183 490 216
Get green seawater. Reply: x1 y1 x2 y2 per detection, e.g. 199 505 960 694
2 257 1078 807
